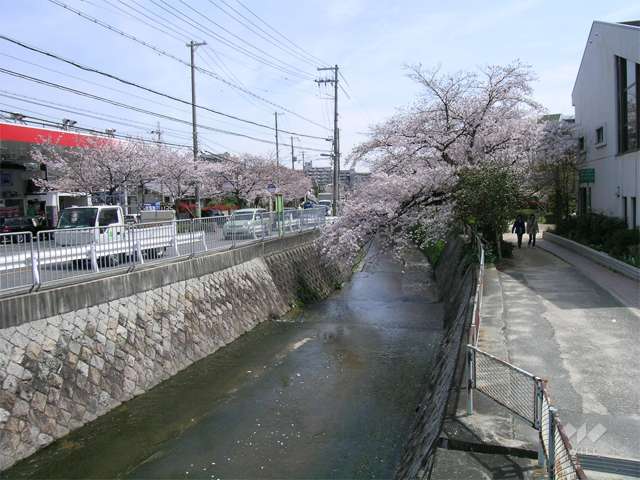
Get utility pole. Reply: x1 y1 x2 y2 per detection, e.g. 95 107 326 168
274 112 282 165
290 136 295 170
316 65 340 216
187 40 206 217
150 122 163 143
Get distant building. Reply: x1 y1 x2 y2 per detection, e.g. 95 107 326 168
302 162 370 192
572 20 639 228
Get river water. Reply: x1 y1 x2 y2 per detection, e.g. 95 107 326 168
4 247 444 479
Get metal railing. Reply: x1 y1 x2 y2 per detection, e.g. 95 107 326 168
0 208 326 294
467 347 586 479
465 232 586 479
469 233 485 346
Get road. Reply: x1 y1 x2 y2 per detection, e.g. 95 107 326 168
4 245 445 479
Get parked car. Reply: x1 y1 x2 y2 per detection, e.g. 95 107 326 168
202 209 224 218
222 208 270 239
0 217 47 243
318 200 332 215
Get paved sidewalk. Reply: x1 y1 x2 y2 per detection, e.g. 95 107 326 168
538 235 640 311
491 234 640 476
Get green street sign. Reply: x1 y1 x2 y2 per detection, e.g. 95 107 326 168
579 168 595 183
275 194 284 213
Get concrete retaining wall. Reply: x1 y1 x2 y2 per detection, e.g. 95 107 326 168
0 232 345 470
543 231 640 281
395 237 476 479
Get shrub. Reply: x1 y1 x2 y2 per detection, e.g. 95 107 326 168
556 213 639 267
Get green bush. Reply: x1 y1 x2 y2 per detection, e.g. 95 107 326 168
556 213 639 267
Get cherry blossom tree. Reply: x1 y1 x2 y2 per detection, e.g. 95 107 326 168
32 137 151 196
147 143 199 203
532 120 578 222
326 61 541 263
201 154 311 206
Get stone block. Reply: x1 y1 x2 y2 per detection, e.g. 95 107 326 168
31 391 47 412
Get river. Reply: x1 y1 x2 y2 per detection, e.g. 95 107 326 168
4 246 444 479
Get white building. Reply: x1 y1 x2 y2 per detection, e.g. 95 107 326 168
572 20 640 228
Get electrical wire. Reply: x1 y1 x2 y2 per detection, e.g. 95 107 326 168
0 34 329 140
233 0 329 67
146 0 312 81
204 0 318 69
172 0 315 79
0 108 195 149
45 0 330 131
0 67 331 153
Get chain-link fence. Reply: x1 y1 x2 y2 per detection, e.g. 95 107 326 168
468 346 539 427
467 345 587 479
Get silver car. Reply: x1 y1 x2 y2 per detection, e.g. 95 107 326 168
223 209 271 239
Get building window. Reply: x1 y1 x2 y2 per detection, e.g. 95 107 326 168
578 136 585 152
616 56 640 153
623 196 628 226
595 126 605 145
579 187 592 215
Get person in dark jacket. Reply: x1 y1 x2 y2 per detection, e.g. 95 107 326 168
512 215 526 248
527 214 539 247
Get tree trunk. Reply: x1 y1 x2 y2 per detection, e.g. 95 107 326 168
495 228 502 261
554 166 562 224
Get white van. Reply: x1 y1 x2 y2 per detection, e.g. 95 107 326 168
55 206 127 246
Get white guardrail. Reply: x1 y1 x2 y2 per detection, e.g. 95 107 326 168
0 208 326 294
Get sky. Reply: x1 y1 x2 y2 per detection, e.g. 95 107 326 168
1 0 639 171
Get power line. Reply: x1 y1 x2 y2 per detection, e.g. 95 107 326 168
0 67 332 153
0 108 195 150
100 0 185 42
146 0 313 81
0 35 329 140
45 0 329 130
0 50 269 141
204 0 319 69
0 90 194 140
172 0 315 79
233 0 329 67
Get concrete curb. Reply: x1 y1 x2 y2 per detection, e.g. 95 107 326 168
543 231 640 281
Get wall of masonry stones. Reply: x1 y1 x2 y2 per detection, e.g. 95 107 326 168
394 236 477 479
0 234 344 470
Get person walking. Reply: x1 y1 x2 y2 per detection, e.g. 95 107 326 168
527 214 539 247
512 215 526 248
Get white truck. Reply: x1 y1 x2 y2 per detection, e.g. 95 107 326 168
52 205 200 268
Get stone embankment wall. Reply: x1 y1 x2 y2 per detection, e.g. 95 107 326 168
395 236 477 480
0 232 344 470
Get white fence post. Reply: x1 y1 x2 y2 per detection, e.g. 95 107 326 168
135 240 144 265
89 243 99 273
30 235 40 287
